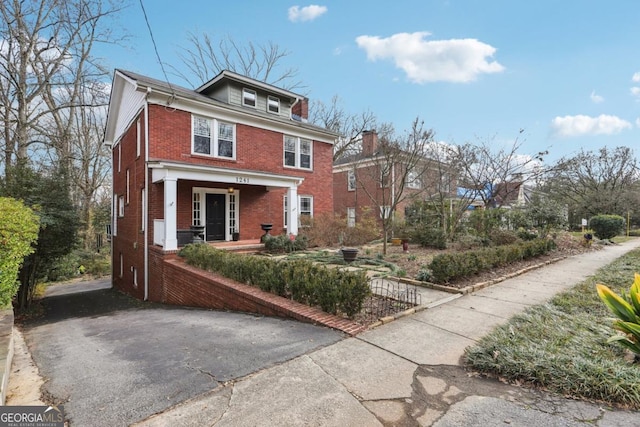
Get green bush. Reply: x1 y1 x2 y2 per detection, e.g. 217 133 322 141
489 229 519 246
0 198 40 307
589 214 625 240
412 226 447 249
264 234 308 253
179 243 370 318
427 238 556 284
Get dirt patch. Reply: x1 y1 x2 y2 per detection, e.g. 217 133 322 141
6 328 46 406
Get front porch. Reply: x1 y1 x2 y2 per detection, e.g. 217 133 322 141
149 160 303 251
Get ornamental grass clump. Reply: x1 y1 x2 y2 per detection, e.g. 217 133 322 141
596 273 640 357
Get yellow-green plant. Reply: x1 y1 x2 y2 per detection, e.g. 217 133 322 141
596 274 640 355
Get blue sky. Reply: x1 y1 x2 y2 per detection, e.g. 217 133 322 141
104 0 640 164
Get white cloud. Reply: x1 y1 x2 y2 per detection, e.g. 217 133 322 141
590 90 604 103
632 72 640 82
288 5 327 22
636 117 640 128
631 87 640 98
355 31 504 83
550 114 632 138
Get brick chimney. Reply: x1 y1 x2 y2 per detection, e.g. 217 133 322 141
362 130 378 156
292 97 308 122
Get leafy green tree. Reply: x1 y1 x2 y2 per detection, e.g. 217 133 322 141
0 198 39 307
2 164 79 309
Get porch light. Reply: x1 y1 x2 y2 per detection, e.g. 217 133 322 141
228 187 234 193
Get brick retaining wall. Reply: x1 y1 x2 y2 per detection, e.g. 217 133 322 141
159 258 365 336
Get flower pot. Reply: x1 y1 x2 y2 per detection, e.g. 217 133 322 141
341 248 359 263
232 232 240 241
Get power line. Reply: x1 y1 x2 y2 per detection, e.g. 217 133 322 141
138 0 175 103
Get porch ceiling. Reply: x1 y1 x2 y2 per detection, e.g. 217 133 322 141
149 160 304 188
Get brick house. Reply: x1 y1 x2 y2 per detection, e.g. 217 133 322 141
333 130 455 227
104 69 337 300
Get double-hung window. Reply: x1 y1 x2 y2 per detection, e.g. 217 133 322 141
284 135 312 170
406 169 421 189
267 96 280 114
347 169 356 191
243 88 257 107
192 115 235 159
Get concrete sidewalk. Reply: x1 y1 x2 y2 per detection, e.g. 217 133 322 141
136 239 640 427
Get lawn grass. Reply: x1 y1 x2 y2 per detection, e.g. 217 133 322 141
464 248 640 409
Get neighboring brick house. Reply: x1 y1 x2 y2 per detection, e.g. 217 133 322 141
333 130 454 227
104 69 337 300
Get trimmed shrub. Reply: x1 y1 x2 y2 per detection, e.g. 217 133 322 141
179 244 370 318
589 215 625 240
427 238 556 284
412 226 447 249
264 234 308 253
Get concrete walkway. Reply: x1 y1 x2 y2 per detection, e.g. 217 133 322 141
135 240 640 426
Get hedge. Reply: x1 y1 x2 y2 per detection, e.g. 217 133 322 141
178 243 370 318
0 198 40 307
427 238 557 284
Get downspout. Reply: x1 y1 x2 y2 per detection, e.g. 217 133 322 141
143 89 150 301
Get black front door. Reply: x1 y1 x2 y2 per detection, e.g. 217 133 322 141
206 193 226 241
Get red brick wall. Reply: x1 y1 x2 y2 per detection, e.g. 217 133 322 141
157 257 364 335
145 103 333 237
112 112 146 299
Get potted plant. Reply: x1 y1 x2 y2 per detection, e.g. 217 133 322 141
341 247 359 262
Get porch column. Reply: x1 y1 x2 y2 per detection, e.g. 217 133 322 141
164 177 178 250
287 186 298 236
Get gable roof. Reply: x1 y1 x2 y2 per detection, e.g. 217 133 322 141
196 70 301 103
104 69 337 146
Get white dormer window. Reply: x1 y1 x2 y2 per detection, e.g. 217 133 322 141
243 88 257 108
268 96 280 114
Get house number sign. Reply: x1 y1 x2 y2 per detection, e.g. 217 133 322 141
236 176 250 184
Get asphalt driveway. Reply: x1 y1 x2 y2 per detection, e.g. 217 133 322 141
21 279 344 426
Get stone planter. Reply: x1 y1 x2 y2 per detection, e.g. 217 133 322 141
189 225 205 243
260 223 273 242
341 248 359 263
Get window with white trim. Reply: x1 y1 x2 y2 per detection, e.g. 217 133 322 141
284 195 314 227
380 205 391 219
347 169 356 191
406 169 421 189
300 196 313 217
243 88 257 107
192 115 235 159
267 96 280 113
192 192 201 226
118 195 125 217
284 135 312 170
347 207 356 227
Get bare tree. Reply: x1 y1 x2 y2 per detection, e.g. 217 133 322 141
453 131 547 210
0 0 123 179
172 31 303 90
546 146 639 222
309 95 392 162
353 118 435 254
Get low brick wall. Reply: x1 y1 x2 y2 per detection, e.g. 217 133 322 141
159 258 366 336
